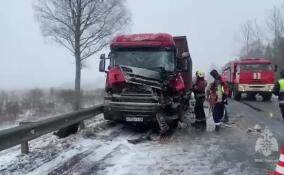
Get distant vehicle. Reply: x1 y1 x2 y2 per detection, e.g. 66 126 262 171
99 33 192 125
222 58 277 101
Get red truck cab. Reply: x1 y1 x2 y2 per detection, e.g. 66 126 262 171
222 58 276 101
99 33 192 124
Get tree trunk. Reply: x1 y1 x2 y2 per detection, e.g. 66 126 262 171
74 53 81 111
54 0 82 138
74 0 82 111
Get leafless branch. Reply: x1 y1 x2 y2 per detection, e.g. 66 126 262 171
34 0 130 60
34 0 131 110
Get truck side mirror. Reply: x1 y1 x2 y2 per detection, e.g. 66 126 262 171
100 53 106 60
274 64 278 72
182 52 190 59
99 54 106 72
180 52 190 72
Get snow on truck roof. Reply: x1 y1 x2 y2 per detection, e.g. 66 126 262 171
111 33 175 48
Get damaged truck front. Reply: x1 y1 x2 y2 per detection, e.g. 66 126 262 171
99 33 192 126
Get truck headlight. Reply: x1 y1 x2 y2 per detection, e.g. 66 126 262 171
239 85 245 91
268 85 274 91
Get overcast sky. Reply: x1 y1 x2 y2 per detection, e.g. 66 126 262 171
0 0 282 90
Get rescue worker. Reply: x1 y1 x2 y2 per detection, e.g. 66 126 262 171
207 69 229 131
222 105 229 123
221 74 229 123
272 70 284 122
192 70 207 129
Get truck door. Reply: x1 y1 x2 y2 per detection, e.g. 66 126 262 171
235 64 240 83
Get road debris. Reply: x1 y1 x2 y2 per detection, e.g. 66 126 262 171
247 124 263 135
221 122 236 128
127 129 153 144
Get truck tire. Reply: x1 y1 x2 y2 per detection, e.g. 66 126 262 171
232 90 241 100
103 112 112 121
103 111 120 122
262 93 272 102
247 93 256 101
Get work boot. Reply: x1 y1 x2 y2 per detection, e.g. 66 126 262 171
160 124 170 134
221 118 229 123
199 121 207 130
178 121 188 129
156 113 170 134
215 125 220 132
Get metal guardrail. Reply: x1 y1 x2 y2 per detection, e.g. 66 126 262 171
0 104 104 154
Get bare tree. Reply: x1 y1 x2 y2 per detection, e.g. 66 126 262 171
34 0 131 110
239 20 265 58
266 6 284 76
0 91 7 116
240 21 255 56
267 6 284 42
22 88 45 113
58 89 76 104
5 101 20 121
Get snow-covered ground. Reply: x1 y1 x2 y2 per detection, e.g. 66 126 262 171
0 100 103 131
0 89 103 131
0 107 70 131
0 108 268 175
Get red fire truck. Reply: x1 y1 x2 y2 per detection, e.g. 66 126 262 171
222 58 277 101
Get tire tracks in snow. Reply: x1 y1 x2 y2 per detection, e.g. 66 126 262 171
30 124 133 175
70 143 127 175
47 150 95 175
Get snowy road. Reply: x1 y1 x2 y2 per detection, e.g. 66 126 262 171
0 99 283 175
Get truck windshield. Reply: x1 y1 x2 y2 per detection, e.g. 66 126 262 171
111 49 175 72
240 64 272 71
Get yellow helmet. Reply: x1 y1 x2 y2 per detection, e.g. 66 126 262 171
196 70 205 78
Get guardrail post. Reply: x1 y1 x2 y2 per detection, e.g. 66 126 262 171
79 121 85 130
21 141 29 154
19 122 31 154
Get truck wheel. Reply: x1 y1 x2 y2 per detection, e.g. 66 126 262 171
103 114 110 120
262 93 272 102
232 90 241 100
247 93 256 101
103 111 119 122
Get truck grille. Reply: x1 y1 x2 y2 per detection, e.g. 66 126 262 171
252 79 264 84
249 86 265 88
122 84 153 95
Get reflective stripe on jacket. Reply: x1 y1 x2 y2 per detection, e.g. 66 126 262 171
279 79 284 104
208 79 227 105
217 84 223 102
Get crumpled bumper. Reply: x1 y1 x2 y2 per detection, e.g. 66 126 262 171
105 101 161 113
